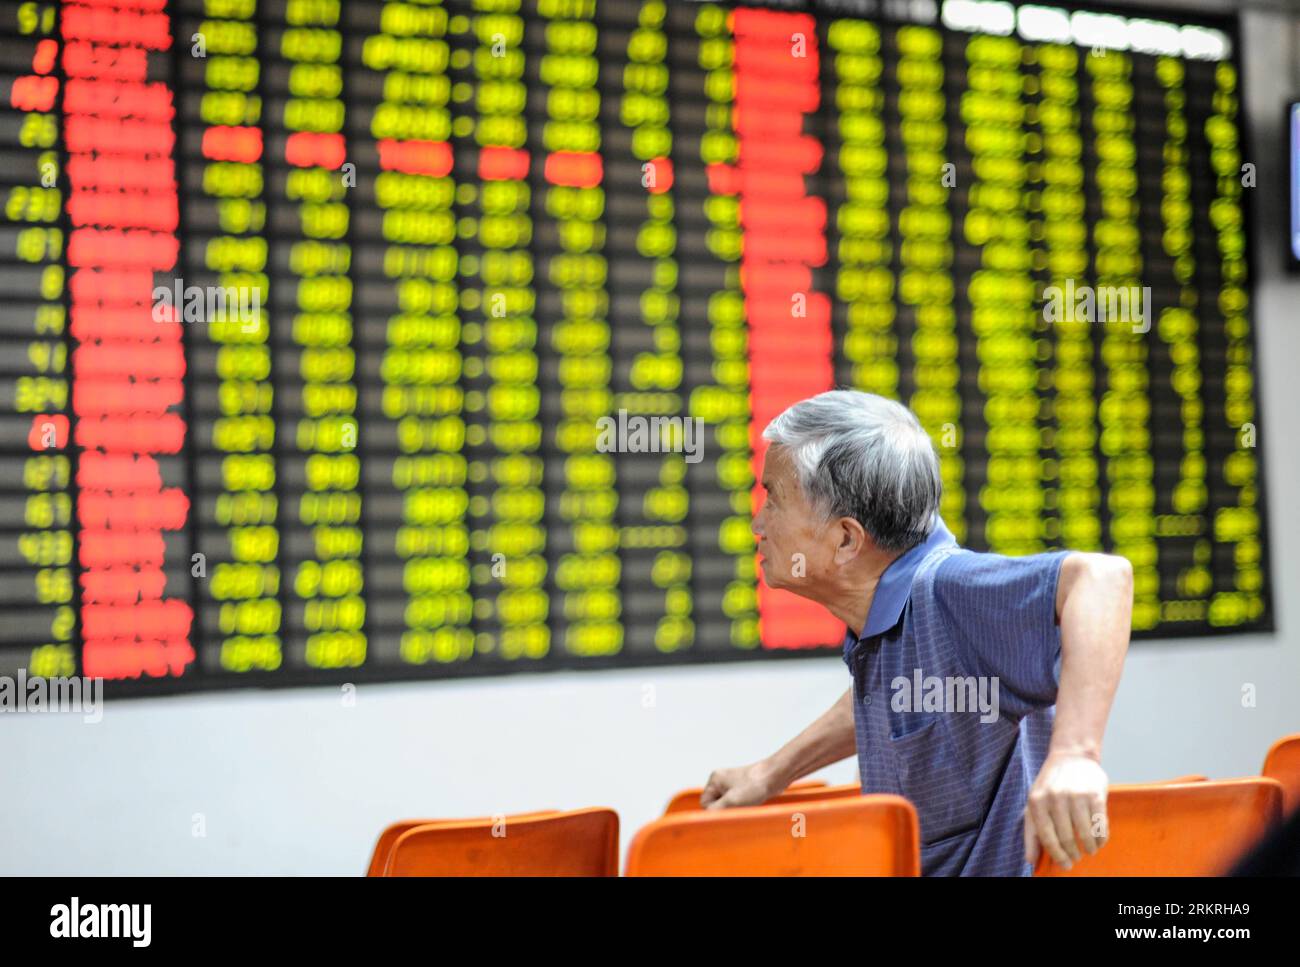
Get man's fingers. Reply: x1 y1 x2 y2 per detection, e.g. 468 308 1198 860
1070 796 1098 855
1049 796 1081 864
1090 794 1110 849
699 774 722 807
1024 810 1040 867
1029 794 1071 868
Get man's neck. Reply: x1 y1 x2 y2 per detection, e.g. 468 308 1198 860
824 553 898 637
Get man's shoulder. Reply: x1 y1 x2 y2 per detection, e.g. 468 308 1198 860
913 544 1072 604
930 544 1071 574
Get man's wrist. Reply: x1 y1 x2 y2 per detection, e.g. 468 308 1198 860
1046 740 1103 762
757 755 795 796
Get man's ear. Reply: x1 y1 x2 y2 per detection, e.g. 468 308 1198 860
834 516 869 565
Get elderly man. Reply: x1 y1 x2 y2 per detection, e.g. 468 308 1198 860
702 389 1132 876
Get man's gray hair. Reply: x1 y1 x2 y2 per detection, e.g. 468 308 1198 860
762 390 942 553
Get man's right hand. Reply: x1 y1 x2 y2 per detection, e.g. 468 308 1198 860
699 689 856 811
699 760 782 809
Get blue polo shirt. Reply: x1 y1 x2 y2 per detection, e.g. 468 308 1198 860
843 517 1069 876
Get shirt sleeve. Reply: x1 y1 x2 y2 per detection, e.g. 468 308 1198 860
931 548 1070 720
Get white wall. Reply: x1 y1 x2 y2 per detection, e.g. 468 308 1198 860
2 4 1297 875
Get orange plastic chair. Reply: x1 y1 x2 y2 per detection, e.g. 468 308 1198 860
366 810 559 876
379 808 618 877
627 794 919 876
664 779 862 815
1034 777 1283 876
1262 733 1300 816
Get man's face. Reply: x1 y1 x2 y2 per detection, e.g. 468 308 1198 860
752 444 838 594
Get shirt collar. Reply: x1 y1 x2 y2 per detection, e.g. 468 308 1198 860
857 516 957 639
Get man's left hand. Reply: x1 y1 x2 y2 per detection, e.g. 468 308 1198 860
1024 752 1109 870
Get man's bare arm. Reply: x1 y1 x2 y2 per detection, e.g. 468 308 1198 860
701 687 856 809
765 686 857 787
1024 551 1133 868
1050 552 1132 762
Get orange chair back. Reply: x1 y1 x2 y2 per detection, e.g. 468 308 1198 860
664 780 860 815
1262 733 1300 816
366 810 559 876
628 794 919 876
379 808 616 876
1035 778 1283 876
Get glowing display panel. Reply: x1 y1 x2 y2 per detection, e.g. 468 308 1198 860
0 0 1271 695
